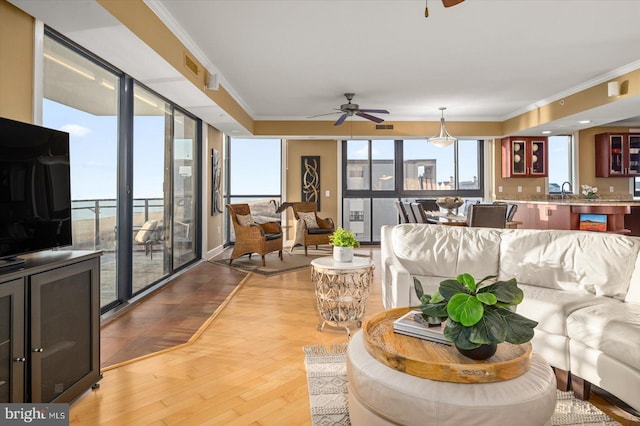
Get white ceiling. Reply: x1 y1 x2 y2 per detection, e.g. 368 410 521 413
10 0 640 137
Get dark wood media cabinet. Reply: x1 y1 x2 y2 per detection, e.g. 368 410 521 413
0 250 102 403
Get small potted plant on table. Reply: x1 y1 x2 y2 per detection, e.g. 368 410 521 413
329 227 360 262
414 273 538 360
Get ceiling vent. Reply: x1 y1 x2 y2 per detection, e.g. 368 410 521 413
184 54 199 76
376 124 394 130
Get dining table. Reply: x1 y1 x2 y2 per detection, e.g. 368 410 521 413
424 210 468 226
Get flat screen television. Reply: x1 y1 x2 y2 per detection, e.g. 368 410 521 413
0 116 72 267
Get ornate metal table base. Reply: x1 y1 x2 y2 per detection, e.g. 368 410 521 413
310 257 374 337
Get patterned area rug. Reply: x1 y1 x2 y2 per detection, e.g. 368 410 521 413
212 248 369 276
210 247 333 276
303 344 622 426
303 343 351 426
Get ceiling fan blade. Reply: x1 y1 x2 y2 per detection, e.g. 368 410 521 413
356 112 385 124
359 109 389 114
334 113 348 126
442 0 464 7
307 111 341 118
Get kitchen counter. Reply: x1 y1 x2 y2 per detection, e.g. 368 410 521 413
495 199 640 207
497 199 638 235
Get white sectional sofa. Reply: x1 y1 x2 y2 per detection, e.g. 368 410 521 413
380 223 640 412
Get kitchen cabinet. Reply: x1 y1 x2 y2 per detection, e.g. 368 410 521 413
513 203 571 230
501 137 548 178
0 251 101 403
595 133 640 177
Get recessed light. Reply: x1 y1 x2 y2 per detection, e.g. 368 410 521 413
542 131 552 134
578 120 591 124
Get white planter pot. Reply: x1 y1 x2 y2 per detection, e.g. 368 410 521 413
333 246 354 262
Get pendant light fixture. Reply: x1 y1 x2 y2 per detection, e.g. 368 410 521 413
429 107 457 147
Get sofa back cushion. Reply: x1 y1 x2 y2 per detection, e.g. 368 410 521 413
500 229 640 300
625 255 640 304
391 224 502 280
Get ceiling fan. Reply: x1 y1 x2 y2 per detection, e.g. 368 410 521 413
425 0 465 17
310 93 390 126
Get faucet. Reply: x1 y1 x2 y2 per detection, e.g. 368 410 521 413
561 181 572 201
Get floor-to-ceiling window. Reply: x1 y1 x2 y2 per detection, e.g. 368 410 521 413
42 31 120 308
43 29 201 312
342 139 484 243
172 111 198 268
132 84 170 293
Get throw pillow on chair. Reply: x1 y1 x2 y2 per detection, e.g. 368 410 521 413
298 211 319 229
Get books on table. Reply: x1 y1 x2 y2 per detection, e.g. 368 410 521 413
393 310 452 345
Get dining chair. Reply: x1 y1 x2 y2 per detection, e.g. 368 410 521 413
415 199 440 214
403 202 418 223
395 200 410 223
410 203 429 223
467 204 508 228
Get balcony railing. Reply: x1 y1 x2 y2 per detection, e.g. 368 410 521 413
71 198 164 251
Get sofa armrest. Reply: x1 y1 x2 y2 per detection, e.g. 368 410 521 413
380 225 413 309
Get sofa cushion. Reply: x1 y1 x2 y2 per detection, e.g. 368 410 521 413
626 255 640 304
391 224 502 280
567 302 640 370
500 229 640 300
518 284 619 336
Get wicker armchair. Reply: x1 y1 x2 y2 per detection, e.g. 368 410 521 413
226 203 283 267
290 202 335 256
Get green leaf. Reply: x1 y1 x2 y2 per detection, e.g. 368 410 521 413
443 321 479 350
447 293 483 326
491 308 538 344
439 279 468 300
419 301 448 319
479 279 524 305
468 308 508 344
476 292 497 305
477 274 497 286
458 273 476 292
413 277 424 299
429 291 444 304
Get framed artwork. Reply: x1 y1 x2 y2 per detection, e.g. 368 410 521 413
301 156 320 210
211 148 222 215
579 213 607 232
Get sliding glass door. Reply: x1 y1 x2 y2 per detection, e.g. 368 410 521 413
172 111 198 268
44 29 201 312
42 32 120 308
132 84 171 293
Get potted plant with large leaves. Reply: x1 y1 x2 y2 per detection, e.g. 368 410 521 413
414 273 538 360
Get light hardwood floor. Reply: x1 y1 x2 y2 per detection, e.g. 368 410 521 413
70 247 639 425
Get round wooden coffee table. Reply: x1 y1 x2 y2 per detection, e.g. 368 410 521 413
362 307 532 383
310 256 374 336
